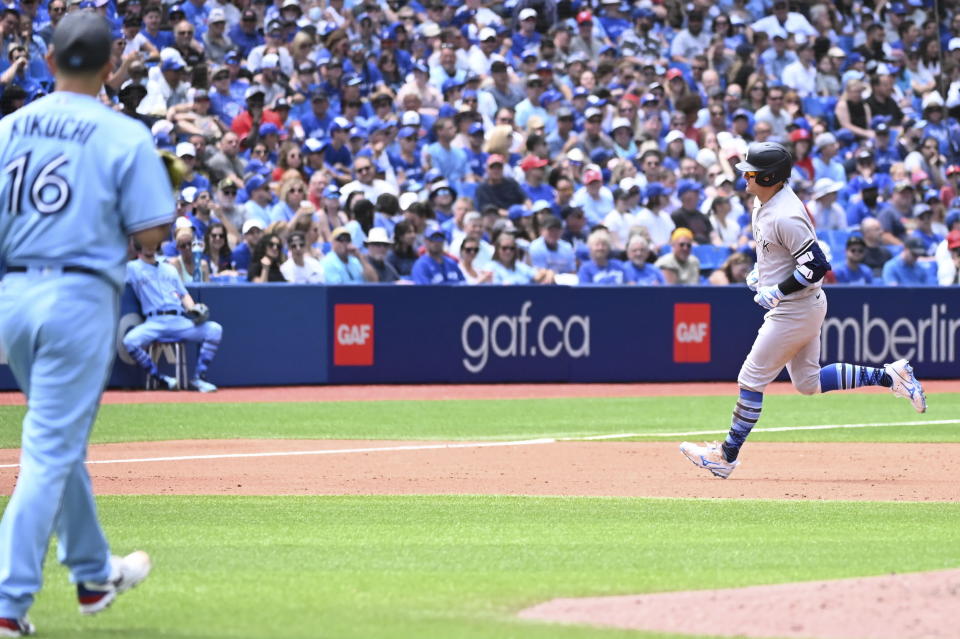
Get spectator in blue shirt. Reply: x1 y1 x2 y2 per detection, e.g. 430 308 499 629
425 117 470 193
520 154 556 206
229 9 263 57
511 8 542 57
578 230 630 285
832 236 874 284
529 216 577 274
812 132 846 184
411 228 466 285
909 203 944 256
231 219 263 274
623 235 666 285
882 237 936 285
321 226 376 283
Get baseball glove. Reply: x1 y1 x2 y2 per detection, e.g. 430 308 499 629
186 303 210 325
158 150 188 191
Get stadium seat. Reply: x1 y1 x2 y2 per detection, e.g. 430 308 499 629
692 245 732 271
458 181 477 203
146 339 188 390
816 229 851 259
802 96 826 119
886 244 903 257
920 260 938 281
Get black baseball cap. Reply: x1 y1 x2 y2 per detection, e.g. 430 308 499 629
52 12 112 73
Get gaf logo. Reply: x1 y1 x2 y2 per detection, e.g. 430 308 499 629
333 304 374 366
673 303 711 363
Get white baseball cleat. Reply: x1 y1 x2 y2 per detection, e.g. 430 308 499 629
189 377 217 393
680 441 739 479
883 359 926 413
77 551 152 615
0 617 34 637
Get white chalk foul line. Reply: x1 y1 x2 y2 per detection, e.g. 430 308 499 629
0 420 955 469
0 438 558 469
562 419 960 441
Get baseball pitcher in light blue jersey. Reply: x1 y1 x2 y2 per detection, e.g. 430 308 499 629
124 241 223 392
0 13 174 636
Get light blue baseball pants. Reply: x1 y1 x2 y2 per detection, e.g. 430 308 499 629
0 271 117 617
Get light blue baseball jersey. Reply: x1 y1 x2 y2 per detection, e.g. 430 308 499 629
126 259 187 315
0 92 175 287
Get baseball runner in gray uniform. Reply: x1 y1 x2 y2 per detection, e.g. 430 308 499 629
680 142 926 479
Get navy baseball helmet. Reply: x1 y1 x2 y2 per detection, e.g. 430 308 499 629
735 142 793 187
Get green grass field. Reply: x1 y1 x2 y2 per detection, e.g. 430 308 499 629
1 390 959 638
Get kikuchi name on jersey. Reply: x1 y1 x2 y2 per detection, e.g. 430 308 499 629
9 114 97 144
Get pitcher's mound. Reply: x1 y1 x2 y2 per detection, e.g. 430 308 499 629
519 568 960 639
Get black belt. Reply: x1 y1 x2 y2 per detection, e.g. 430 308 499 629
146 310 183 317
6 265 100 277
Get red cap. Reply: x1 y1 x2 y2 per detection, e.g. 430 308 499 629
789 128 811 142
947 164 960 176
583 169 602 184
665 68 683 81
520 154 548 171
486 154 505 166
948 229 960 250
576 10 593 23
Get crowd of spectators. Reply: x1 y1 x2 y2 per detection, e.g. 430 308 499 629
4 0 960 286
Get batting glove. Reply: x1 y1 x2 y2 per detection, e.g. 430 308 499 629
746 266 759 291
754 285 784 310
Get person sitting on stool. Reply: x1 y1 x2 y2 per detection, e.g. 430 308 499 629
123 240 223 392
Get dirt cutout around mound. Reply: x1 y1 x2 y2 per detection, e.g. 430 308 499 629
519 568 960 639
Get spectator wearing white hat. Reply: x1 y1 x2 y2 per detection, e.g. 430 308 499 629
202 8 234 63
808 178 846 230
230 219 263 274
811 133 846 184
511 7 542 57
467 26 501 77
175 141 211 193
364 228 402 283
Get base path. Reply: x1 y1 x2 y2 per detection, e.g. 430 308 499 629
0 381 957 406
0 440 956 501
519 568 960 639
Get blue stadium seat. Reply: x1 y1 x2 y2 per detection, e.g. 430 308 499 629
320 241 332 254
920 260 939 282
816 229 851 259
458 181 477 203
886 244 903 257
692 245 732 271
802 96 826 119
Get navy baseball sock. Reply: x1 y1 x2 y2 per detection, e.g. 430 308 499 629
819 364 892 393
722 389 763 462
195 339 220 377
128 347 159 377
